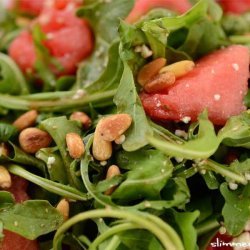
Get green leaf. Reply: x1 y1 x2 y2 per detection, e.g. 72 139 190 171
0 200 64 240
114 62 153 151
118 230 163 250
76 0 134 87
32 25 58 90
0 53 29 95
78 42 123 93
40 116 82 187
77 0 134 43
173 210 200 250
148 111 219 159
8 164 88 201
113 149 173 202
0 191 15 208
0 123 17 142
0 142 45 173
218 111 250 149
245 90 250 108
221 183 250 236
36 147 68 184
222 12 250 35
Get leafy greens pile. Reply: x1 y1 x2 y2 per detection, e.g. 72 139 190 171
0 0 250 249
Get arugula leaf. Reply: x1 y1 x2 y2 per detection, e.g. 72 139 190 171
173 210 200 250
0 53 29 94
32 25 58 91
148 111 219 159
218 111 250 149
8 164 88 201
76 0 134 86
40 116 83 188
0 191 15 208
0 142 45 173
0 123 17 142
77 0 134 43
114 62 153 151
0 200 64 240
118 230 163 250
36 147 68 184
221 183 250 236
78 42 123 93
113 149 173 202
222 12 250 35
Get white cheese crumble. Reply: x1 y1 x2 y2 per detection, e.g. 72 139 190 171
134 45 153 58
214 94 221 101
181 116 191 124
219 226 227 235
232 63 239 71
228 182 238 190
47 156 56 166
175 129 188 139
100 161 107 166
72 89 86 100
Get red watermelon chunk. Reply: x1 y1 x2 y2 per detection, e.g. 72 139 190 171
17 0 44 15
1 175 39 250
9 0 93 76
140 45 249 125
126 0 192 23
217 0 250 14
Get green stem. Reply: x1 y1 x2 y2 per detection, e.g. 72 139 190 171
0 89 116 111
90 223 137 249
204 160 247 184
104 235 120 250
196 217 220 236
8 164 89 201
23 91 75 100
53 209 183 250
229 35 250 44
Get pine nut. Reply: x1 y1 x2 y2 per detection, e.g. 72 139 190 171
0 166 11 189
105 165 121 195
13 110 38 131
0 143 9 157
66 133 85 159
56 198 69 221
144 71 176 93
98 114 132 142
159 60 195 78
137 58 167 86
70 112 92 130
19 128 52 154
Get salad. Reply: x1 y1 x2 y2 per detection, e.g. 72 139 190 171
0 0 250 249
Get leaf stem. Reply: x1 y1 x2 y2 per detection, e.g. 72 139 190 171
196 217 220 236
8 164 89 201
90 223 138 249
0 90 116 111
53 208 184 250
204 160 247 184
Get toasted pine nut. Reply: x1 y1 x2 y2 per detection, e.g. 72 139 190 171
98 114 132 142
137 58 167 86
66 133 85 159
19 128 52 154
56 198 69 221
105 165 121 195
0 166 11 189
144 71 176 93
13 110 38 131
159 60 195 78
0 143 9 157
92 119 113 161
70 112 92 130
